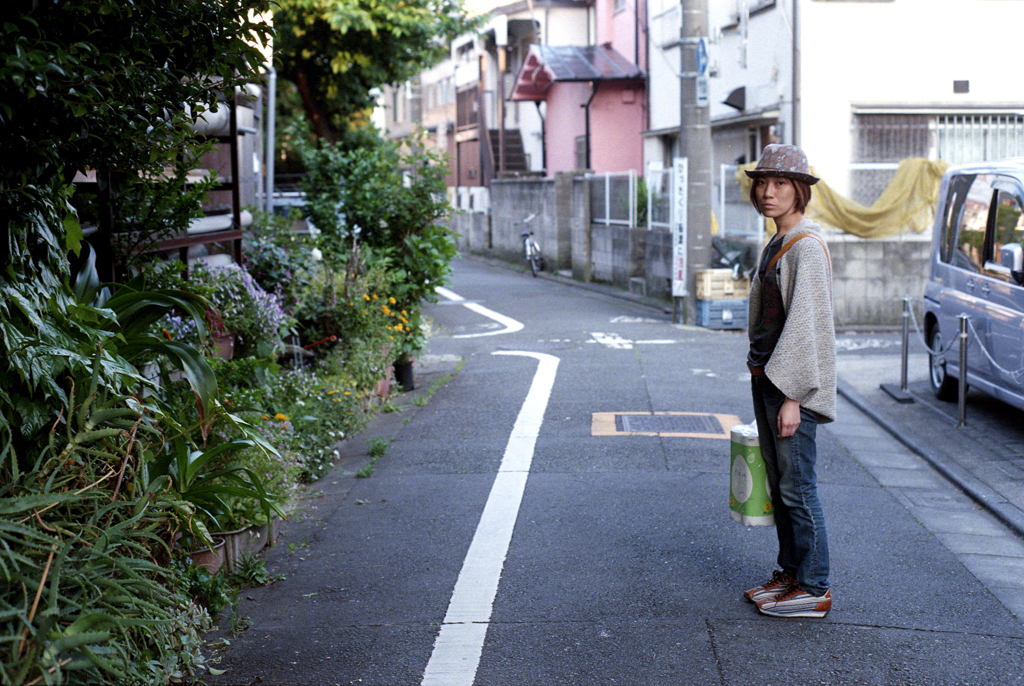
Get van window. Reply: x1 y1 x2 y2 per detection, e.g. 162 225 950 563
993 189 1024 257
954 175 995 272
939 174 973 265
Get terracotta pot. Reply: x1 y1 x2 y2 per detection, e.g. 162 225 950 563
374 363 392 397
212 333 235 360
218 521 271 573
189 536 226 573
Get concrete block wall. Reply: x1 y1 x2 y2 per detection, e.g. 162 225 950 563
644 228 674 299
450 210 490 254
449 178 931 327
570 176 592 280
828 234 931 327
490 177 558 265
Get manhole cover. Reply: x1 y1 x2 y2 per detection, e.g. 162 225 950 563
618 414 722 434
591 412 741 438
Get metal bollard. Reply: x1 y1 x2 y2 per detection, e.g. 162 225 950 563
900 297 910 392
958 314 968 427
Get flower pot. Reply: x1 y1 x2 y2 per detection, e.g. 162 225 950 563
218 521 271 573
189 537 226 573
393 359 415 392
374 363 392 397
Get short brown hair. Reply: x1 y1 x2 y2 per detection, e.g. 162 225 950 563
749 177 813 215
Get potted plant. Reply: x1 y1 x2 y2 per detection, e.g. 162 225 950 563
147 426 286 571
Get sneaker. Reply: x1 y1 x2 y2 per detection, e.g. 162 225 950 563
757 586 832 618
743 570 796 604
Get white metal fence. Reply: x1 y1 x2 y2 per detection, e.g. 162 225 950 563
589 170 637 226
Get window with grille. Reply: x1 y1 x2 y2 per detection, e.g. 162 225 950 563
937 115 1024 164
851 113 1024 206
456 87 479 129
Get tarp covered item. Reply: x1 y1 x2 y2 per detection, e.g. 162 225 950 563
736 157 949 239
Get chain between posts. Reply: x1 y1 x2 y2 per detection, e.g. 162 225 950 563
896 296 1024 428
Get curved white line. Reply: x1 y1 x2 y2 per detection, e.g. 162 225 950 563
436 285 524 338
422 351 559 686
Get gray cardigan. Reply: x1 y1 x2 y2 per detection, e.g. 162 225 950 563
748 218 837 423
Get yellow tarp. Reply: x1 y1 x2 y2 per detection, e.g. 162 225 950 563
735 158 949 238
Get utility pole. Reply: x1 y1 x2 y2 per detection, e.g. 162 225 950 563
678 0 712 324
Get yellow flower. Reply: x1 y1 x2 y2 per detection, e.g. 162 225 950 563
382 305 391 315
372 294 378 300
389 297 396 304
394 324 404 332
363 294 371 301
274 413 289 421
344 391 351 396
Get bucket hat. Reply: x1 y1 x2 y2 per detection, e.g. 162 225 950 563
745 144 819 185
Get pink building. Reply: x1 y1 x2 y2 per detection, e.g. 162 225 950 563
510 0 646 175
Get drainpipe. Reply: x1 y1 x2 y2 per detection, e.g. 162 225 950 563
634 0 640 66
535 101 547 172
792 0 800 146
264 62 276 217
582 81 598 169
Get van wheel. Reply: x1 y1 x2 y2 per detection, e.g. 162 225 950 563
928 325 959 401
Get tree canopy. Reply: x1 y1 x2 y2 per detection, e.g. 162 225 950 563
1 0 270 247
273 0 477 142
1 0 270 451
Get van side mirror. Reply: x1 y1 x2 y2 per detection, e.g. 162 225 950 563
1002 244 1024 285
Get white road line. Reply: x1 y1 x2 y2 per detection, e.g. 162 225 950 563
436 286 525 338
422 351 559 686
591 332 633 349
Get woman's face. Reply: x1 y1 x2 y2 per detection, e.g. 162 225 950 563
754 176 801 224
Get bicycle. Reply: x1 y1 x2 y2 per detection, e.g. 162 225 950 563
517 213 545 277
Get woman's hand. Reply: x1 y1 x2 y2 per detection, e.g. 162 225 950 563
778 397 802 437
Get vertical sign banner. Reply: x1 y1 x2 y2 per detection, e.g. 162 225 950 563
672 157 689 297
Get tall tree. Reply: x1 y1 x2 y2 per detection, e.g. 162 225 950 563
273 0 477 142
1 0 271 457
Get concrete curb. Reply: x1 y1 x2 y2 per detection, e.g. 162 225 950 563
837 379 1024 540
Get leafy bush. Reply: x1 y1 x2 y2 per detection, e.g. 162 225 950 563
267 368 366 482
293 126 456 362
147 261 289 359
0 368 209 686
243 209 313 317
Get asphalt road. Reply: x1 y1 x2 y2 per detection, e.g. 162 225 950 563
205 256 1024 686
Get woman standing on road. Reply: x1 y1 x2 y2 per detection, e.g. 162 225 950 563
742 144 836 618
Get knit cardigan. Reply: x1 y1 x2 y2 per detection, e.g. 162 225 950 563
747 218 837 423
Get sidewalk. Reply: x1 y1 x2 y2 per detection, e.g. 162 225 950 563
836 349 1024 619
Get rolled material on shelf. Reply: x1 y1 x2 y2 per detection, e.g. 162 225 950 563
187 209 252 234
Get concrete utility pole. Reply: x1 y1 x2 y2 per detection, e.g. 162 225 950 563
679 0 712 324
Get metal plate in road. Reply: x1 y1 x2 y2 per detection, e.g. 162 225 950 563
591 412 741 438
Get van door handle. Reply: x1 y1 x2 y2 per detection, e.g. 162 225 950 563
980 283 991 295
966 278 976 290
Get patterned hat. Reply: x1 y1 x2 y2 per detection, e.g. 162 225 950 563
744 144 819 185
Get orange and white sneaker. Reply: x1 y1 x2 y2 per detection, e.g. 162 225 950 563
757 586 832 618
743 570 796 604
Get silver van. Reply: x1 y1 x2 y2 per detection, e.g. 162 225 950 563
923 159 1024 410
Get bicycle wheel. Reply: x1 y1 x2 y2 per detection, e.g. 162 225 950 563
528 243 541 277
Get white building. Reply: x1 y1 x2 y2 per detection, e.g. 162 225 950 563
648 0 1024 238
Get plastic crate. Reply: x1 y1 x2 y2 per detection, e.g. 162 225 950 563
696 298 748 330
695 269 750 300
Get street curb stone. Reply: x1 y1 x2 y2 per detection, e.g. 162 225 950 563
837 379 1024 540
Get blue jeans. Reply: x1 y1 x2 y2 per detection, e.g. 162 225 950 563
751 375 830 595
